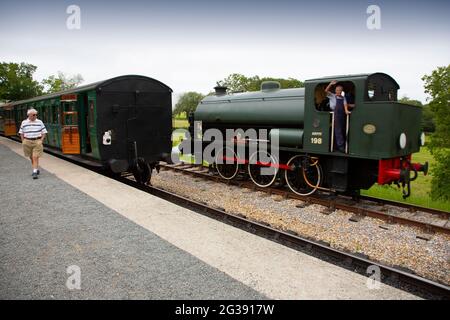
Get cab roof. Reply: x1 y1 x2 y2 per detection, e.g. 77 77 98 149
305 72 400 89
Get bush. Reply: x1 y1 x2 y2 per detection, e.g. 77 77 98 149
423 65 450 201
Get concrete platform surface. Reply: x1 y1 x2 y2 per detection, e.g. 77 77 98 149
0 137 420 299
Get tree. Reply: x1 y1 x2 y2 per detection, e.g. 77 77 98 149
399 96 423 107
399 96 435 132
421 105 436 133
422 65 450 201
217 73 259 92
217 73 304 93
42 71 83 93
0 62 43 101
173 92 205 116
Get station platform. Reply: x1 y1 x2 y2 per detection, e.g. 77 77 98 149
0 137 420 299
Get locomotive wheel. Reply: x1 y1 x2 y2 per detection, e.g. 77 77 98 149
285 155 321 196
133 158 151 184
248 150 278 188
215 147 239 180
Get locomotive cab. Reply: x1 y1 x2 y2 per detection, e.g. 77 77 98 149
304 73 428 197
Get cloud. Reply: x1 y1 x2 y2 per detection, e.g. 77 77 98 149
0 0 448 103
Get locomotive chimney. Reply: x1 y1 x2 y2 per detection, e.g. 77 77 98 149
214 85 227 96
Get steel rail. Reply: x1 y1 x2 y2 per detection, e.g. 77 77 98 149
159 163 450 235
117 174 450 299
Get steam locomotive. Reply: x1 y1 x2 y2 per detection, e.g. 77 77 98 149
185 73 428 198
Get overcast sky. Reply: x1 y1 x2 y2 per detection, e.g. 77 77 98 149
1 0 449 104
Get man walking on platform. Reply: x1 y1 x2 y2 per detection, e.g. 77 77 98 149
18 108 47 179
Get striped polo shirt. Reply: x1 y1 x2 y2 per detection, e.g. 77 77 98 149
18 119 48 139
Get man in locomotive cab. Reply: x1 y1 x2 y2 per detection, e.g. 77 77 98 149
325 80 351 153
18 108 47 179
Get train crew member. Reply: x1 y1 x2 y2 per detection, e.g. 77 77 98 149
325 80 351 153
18 108 47 179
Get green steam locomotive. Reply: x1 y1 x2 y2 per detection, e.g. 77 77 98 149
187 73 428 198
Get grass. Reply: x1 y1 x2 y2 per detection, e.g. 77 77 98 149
172 118 189 129
172 112 189 130
171 120 450 212
172 117 194 162
362 145 450 212
172 130 186 147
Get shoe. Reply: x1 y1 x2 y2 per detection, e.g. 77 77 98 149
32 172 38 179
37 169 40 175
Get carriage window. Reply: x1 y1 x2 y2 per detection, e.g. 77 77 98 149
64 112 78 126
52 105 59 124
88 100 95 127
62 102 72 112
314 81 356 111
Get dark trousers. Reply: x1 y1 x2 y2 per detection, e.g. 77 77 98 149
334 105 346 151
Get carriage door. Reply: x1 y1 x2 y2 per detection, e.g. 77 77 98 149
62 111 80 154
61 94 80 154
4 106 17 136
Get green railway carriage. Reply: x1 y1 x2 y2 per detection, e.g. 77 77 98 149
188 72 428 198
1 75 173 183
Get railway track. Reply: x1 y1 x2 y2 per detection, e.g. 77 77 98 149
116 172 450 299
158 162 450 236
3 137 449 298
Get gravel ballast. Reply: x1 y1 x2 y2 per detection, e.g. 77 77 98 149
153 169 450 286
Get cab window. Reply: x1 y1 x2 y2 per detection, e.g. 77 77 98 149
365 74 399 102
